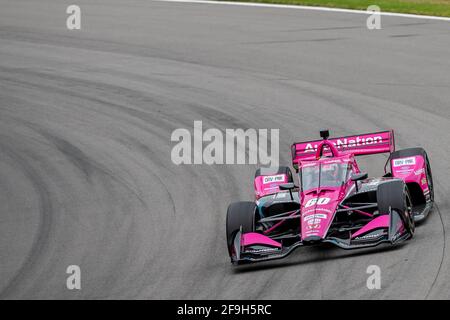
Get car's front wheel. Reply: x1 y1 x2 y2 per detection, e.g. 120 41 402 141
377 179 414 236
226 201 255 257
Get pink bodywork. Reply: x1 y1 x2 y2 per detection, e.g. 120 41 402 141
300 186 344 240
291 130 394 168
241 130 404 251
351 215 390 239
241 232 282 248
299 154 358 240
391 155 429 194
254 173 288 199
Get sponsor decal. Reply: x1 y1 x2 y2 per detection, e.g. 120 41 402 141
314 207 333 214
355 233 381 240
274 192 288 199
304 213 327 230
355 230 386 241
302 162 317 168
303 208 333 214
323 159 343 164
302 209 316 215
245 247 280 253
394 169 414 175
304 197 331 208
415 168 424 175
307 219 322 225
304 136 383 153
303 213 327 221
263 174 285 184
393 157 416 167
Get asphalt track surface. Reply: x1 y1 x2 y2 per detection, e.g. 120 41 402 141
1 0 450 299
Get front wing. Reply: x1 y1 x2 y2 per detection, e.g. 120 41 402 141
230 210 411 265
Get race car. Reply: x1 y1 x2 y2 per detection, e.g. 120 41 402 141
226 130 434 265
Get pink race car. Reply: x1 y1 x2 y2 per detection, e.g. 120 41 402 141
226 130 434 264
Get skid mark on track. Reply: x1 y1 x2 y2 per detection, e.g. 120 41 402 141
0 145 53 298
424 202 446 299
37 129 149 209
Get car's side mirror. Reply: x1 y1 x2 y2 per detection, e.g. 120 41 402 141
279 183 298 190
351 172 368 182
351 172 368 192
279 183 298 201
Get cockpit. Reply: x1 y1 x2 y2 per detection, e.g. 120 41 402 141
300 161 352 191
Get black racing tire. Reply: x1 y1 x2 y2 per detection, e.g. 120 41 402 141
389 147 434 202
377 180 406 214
377 180 414 233
255 166 293 182
226 201 256 256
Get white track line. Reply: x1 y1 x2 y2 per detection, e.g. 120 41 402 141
154 0 450 22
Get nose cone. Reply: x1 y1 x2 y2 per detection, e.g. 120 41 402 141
302 235 322 244
300 189 340 241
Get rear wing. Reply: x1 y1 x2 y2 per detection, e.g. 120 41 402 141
291 130 395 169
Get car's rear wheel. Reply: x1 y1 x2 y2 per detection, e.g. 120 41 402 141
226 201 256 256
389 147 434 202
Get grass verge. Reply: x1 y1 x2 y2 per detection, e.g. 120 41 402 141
220 0 450 17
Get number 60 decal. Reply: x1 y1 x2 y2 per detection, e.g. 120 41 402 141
305 197 330 208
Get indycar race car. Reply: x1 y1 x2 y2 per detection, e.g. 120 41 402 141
226 130 434 264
